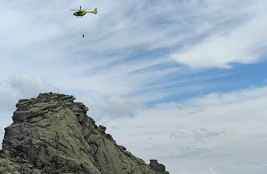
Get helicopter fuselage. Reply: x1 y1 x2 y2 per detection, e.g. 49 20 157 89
73 10 87 17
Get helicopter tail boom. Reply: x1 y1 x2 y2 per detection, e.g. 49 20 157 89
87 8 97 15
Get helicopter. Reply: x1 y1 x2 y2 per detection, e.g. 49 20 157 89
72 6 98 17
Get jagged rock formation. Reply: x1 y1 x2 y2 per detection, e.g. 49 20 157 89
0 93 169 174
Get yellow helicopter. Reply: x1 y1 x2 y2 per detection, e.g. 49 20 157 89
72 6 97 17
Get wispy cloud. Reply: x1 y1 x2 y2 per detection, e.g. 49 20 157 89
104 85 267 174
171 1 267 68
0 0 267 173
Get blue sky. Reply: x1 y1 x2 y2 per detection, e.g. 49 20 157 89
1 0 267 173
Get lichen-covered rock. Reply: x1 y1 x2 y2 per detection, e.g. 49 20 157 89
0 93 170 174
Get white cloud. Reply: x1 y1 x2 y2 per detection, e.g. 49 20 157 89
103 86 267 174
1 0 267 73
1 77 267 173
172 1 267 68
7 75 57 97
0 0 266 173
0 75 55 115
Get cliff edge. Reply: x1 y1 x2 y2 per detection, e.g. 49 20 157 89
0 93 169 174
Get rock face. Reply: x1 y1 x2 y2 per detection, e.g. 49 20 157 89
0 93 169 174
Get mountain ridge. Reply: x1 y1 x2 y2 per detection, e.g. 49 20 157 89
0 92 169 174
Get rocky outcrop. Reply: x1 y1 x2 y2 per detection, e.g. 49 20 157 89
0 93 169 174
149 160 167 173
